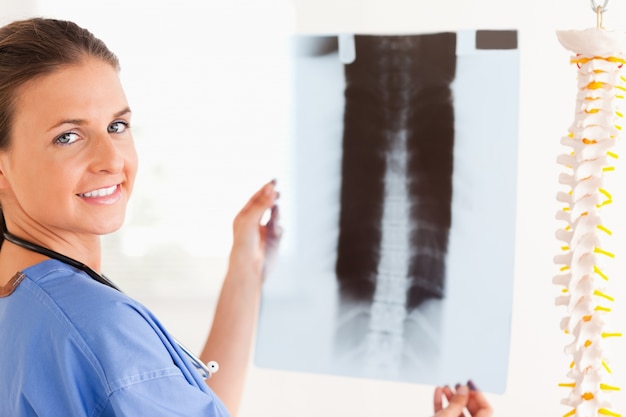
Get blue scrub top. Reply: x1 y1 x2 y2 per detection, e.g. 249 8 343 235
0 259 231 417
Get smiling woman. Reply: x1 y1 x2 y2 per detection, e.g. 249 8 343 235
0 16 491 417
4 59 137 245
0 17 282 417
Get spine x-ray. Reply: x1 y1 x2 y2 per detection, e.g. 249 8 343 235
335 33 456 378
255 30 519 394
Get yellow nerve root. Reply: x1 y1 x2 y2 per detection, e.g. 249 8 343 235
598 408 622 417
594 247 615 258
594 265 609 280
563 409 576 417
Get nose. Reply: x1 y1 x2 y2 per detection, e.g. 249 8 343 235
89 132 131 174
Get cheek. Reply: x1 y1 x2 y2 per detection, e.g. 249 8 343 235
8 164 68 216
125 145 139 188
25 162 72 199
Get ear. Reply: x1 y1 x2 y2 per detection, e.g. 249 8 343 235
0 152 11 191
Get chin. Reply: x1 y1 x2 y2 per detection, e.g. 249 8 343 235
93 217 126 236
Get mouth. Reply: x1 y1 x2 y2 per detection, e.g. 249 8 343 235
77 184 119 198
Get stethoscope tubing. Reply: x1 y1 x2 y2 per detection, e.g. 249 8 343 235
2 231 216 379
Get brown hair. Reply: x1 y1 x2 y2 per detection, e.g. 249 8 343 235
0 17 120 243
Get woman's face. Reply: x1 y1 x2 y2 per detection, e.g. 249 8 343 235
0 57 138 240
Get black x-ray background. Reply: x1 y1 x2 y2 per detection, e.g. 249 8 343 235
255 30 519 394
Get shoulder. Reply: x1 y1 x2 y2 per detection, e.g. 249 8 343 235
15 260 178 381
0 260 230 416
16 260 145 337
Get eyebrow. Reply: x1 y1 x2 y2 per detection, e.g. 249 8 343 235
46 107 132 132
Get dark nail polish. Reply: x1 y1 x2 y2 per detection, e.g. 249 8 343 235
468 379 478 391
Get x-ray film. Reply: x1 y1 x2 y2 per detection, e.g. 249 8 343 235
255 30 519 394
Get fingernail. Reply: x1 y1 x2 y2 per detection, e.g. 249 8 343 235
457 385 469 395
454 383 461 390
467 380 478 391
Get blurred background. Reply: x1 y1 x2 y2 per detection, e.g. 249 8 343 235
3 0 626 416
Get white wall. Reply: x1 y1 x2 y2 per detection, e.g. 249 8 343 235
3 1 626 416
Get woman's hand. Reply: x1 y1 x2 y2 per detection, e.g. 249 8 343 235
230 179 281 280
202 180 282 416
433 381 492 417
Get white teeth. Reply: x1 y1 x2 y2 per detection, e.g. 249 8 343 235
81 185 117 198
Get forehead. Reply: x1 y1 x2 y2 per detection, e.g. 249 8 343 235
13 58 127 125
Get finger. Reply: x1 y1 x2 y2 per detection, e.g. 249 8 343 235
263 206 282 257
240 180 278 215
234 180 278 228
441 385 469 417
467 396 492 417
263 205 283 244
454 384 467 417
265 205 281 235
442 385 454 403
433 386 445 412
466 388 492 416
435 386 468 417
440 385 459 417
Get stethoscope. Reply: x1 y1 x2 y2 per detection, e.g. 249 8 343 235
2 230 219 380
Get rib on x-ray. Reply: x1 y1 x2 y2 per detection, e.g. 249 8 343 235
334 34 456 378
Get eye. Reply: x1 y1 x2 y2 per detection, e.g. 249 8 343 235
108 120 129 134
54 131 80 146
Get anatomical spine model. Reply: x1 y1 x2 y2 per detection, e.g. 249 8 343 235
554 27 625 417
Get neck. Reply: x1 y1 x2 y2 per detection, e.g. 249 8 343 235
0 231 118 290
1 229 102 271
0 237 49 286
